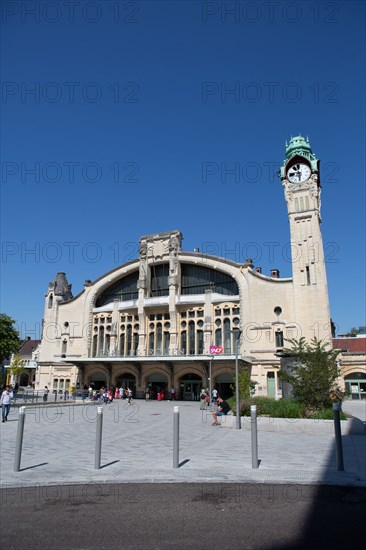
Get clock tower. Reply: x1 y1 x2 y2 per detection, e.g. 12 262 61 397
280 135 332 343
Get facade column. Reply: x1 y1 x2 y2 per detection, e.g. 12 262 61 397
204 290 213 353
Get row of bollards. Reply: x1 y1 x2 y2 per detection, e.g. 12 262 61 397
12 404 259 471
12 403 345 473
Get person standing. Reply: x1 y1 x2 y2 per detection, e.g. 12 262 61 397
200 388 207 410
43 386 49 403
127 387 133 404
211 388 218 404
1 386 12 422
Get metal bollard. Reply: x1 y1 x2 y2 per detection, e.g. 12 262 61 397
251 405 258 469
333 402 344 471
14 407 26 472
173 406 180 468
94 406 103 470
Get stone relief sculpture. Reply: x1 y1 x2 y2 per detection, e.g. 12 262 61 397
137 241 148 290
168 235 180 286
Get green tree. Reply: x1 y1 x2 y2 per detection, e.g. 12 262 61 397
345 327 359 337
231 367 257 408
0 314 21 364
9 354 26 383
279 337 342 413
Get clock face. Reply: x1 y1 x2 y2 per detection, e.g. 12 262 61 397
287 163 311 184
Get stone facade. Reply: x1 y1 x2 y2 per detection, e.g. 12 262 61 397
36 137 342 400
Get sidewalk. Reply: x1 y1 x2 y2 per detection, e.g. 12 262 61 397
1 400 365 488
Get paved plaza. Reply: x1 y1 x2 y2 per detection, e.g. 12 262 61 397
0 399 365 488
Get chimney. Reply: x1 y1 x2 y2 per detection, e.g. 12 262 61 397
194 248 200 253
255 267 262 274
245 258 254 268
271 269 280 278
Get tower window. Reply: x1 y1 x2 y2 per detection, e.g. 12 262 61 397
276 331 284 348
306 266 311 285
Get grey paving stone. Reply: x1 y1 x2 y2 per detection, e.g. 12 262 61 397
1 400 365 488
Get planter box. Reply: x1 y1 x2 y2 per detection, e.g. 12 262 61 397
219 415 363 434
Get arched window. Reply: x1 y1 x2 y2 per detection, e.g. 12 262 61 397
95 272 139 307
92 335 97 357
53 379 58 389
99 326 104 354
156 323 162 354
188 321 195 355
224 318 231 353
164 331 170 355
149 332 154 354
126 325 132 355
105 334 110 354
48 294 53 308
215 329 222 347
197 330 204 355
133 332 139 355
181 331 187 355
181 265 239 295
61 339 67 356
119 333 125 356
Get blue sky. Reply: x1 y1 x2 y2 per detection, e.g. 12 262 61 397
1 0 365 338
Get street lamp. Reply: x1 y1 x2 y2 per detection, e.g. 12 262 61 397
232 329 242 430
209 355 214 410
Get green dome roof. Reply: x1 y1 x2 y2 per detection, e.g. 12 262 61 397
285 135 312 159
280 134 319 178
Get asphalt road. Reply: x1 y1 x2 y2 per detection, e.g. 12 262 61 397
1 483 365 549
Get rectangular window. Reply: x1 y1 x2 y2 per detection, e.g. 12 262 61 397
181 331 187 354
149 333 154 354
164 332 170 354
275 331 284 348
197 330 204 354
306 265 311 284
120 334 125 356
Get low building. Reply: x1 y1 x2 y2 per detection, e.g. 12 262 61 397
333 335 366 400
7 337 41 387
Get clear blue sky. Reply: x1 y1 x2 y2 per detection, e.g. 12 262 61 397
1 0 365 338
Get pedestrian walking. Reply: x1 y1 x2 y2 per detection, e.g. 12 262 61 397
43 386 49 403
1 386 12 422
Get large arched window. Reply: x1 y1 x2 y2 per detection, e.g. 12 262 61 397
96 272 139 307
181 264 238 295
151 264 169 297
